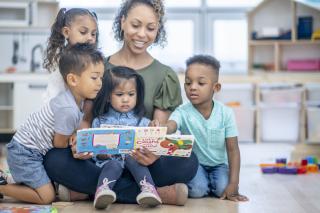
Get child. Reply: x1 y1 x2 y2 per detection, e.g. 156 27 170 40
164 55 248 202
90 66 162 209
43 8 99 102
0 43 105 204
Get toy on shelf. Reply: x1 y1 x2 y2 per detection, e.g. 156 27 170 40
259 156 319 175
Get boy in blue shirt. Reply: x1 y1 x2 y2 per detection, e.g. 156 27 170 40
165 55 248 202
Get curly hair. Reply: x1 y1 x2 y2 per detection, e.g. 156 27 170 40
43 8 99 72
113 0 167 47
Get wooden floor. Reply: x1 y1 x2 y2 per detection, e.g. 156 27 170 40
1 144 320 213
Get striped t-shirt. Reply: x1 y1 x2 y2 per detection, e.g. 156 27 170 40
13 89 83 155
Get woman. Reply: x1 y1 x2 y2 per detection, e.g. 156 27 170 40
44 0 198 205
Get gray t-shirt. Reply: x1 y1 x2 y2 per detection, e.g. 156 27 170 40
13 89 83 155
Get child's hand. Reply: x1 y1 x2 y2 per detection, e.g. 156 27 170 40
69 133 77 146
220 183 249 202
70 139 93 160
149 119 160 127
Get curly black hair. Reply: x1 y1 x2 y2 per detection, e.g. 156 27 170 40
186 55 221 77
112 0 167 47
43 8 99 72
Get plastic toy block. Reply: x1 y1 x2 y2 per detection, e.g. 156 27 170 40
276 158 287 164
259 163 277 168
287 162 300 167
307 164 319 173
313 157 318 165
276 163 286 168
261 167 277 174
278 167 298 174
306 156 315 164
301 159 308 166
297 167 307 174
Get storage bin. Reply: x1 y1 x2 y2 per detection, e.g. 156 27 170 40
232 106 255 142
215 84 254 106
260 84 304 104
260 103 300 143
307 105 320 143
305 84 320 101
287 59 320 71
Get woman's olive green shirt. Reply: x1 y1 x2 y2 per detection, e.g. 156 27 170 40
105 57 182 119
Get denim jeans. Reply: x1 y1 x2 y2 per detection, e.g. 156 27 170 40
187 164 229 198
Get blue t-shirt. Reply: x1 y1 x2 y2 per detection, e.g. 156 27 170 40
169 101 238 166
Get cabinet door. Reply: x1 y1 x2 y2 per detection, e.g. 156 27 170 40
13 82 47 129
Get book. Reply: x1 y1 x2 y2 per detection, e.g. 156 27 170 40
76 126 194 157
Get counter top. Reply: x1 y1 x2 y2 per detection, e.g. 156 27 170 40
0 73 49 83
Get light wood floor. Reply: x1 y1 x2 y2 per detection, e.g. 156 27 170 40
1 144 320 213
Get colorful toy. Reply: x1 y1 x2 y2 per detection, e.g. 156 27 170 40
260 156 319 175
311 28 320 41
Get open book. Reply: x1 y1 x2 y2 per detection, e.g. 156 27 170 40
76 126 194 157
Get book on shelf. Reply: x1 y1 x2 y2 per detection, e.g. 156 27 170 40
76 126 194 157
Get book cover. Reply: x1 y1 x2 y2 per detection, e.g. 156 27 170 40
76 126 194 157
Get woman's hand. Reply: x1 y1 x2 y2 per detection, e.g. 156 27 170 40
130 147 160 166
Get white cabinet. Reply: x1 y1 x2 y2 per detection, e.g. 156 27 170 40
0 0 59 29
0 73 48 133
13 81 47 129
0 1 30 27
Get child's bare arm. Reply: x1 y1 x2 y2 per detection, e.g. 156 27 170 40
166 120 178 134
149 119 177 134
80 99 94 129
221 137 249 202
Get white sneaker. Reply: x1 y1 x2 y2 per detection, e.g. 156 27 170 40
94 178 116 209
136 177 162 207
58 184 71 201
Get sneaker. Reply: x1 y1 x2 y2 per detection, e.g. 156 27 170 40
136 177 162 207
57 184 89 202
0 169 8 200
157 183 188 206
94 178 116 209
0 169 8 185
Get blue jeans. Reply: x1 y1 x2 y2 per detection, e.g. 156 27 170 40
187 164 229 198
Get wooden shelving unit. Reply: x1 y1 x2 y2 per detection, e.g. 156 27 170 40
247 0 320 74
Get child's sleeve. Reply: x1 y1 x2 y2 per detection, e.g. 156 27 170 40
54 107 79 135
225 108 238 138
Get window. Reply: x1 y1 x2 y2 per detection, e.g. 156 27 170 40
211 19 248 73
149 19 195 72
207 0 262 8
59 0 121 8
166 0 201 8
98 20 121 56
